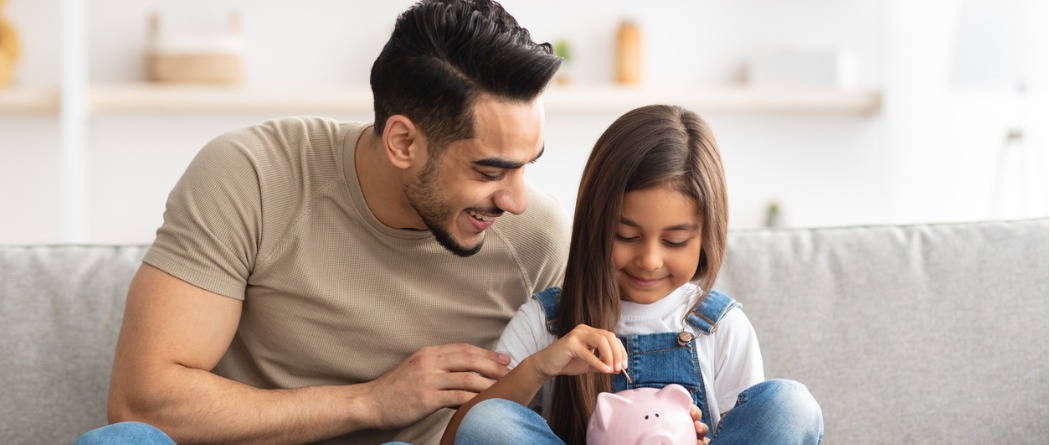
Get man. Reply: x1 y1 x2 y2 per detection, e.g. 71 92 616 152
75 1 567 444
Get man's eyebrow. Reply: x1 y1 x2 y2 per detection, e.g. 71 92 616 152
474 146 545 169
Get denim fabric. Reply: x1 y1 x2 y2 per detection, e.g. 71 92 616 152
613 331 710 429
455 287 823 444
685 290 741 335
711 379 824 445
74 422 176 445
455 398 565 445
455 380 822 445
536 286 731 430
535 286 563 334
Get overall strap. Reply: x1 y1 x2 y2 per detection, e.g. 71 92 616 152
533 286 562 335
686 289 741 335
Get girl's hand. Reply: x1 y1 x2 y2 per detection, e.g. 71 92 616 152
527 324 627 379
692 405 711 444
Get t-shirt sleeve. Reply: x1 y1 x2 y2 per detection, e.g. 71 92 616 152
142 130 263 300
495 297 555 369
711 308 765 411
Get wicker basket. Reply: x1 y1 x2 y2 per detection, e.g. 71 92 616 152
147 51 242 84
146 12 243 85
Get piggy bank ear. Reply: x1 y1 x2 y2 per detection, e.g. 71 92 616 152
593 391 633 431
656 384 693 409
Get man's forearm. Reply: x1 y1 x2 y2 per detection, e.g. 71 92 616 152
109 364 378 445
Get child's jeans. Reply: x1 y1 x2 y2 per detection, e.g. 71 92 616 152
454 379 824 445
74 422 175 445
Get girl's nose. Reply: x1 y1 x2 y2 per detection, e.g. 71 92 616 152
636 243 662 271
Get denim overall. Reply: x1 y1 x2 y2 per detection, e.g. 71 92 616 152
534 286 740 431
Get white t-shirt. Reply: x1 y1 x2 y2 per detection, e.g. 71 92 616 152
495 283 765 429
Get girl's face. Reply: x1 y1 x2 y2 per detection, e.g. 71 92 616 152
613 185 703 304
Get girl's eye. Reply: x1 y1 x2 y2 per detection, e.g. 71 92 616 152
614 234 638 242
663 240 690 248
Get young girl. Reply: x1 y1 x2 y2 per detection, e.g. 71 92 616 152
442 105 823 445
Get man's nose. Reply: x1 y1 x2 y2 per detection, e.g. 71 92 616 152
493 173 528 215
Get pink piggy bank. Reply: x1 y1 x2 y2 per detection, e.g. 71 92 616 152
586 384 696 445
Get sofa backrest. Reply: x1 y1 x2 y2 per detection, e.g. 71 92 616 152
1 245 147 445
1 219 1047 444
714 218 1049 444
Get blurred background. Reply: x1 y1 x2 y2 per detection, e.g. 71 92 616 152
0 0 1047 244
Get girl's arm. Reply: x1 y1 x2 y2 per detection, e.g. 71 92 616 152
441 324 627 445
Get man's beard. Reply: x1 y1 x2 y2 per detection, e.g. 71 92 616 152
405 161 484 258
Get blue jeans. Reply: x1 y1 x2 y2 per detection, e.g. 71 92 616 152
454 379 824 445
74 423 417 445
75 422 176 445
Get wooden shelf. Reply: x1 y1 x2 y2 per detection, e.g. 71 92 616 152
2 83 882 114
89 84 374 113
544 84 881 114
88 83 881 114
0 88 60 113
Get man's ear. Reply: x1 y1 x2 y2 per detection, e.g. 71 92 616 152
382 115 424 170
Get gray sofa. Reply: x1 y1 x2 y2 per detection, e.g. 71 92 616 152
2 218 1047 444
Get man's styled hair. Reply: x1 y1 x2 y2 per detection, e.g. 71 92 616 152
549 104 730 443
370 0 561 151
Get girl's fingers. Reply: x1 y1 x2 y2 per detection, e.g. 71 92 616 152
565 324 628 374
582 349 614 373
592 334 616 372
592 330 628 373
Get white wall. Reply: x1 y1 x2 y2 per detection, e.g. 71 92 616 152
1 0 1046 244
883 0 1050 224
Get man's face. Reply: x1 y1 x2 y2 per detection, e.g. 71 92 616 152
404 95 545 257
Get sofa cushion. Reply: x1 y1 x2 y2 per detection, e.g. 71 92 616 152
0 245 147 444
1 219 1046 444
715 218 1049 444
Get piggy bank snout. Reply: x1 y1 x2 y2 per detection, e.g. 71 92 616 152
638 431 679 445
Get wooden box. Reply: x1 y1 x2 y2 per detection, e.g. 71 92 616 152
147 50 242 85
146 13 243 85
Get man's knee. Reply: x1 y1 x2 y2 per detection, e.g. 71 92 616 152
75 421 175 445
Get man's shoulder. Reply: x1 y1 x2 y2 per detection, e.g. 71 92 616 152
498 184 570 241
268 115 360 136
215 116 353 144
485 183 570 279
523 183 569 224
197 116 364 179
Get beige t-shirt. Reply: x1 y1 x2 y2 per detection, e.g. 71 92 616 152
143 116 570 444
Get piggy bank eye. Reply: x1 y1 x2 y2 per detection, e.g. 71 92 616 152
644 415 649 420
655 413 660 417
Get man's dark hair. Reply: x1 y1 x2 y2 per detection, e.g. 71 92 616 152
370 0 561 151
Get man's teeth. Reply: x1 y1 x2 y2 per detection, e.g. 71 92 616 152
468 210 490 221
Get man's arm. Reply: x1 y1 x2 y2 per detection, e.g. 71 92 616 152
108 264 511 444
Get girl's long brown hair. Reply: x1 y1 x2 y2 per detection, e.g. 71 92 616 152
548 105 728 444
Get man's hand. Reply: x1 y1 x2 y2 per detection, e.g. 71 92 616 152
364 343 512 430
692 405 711 444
